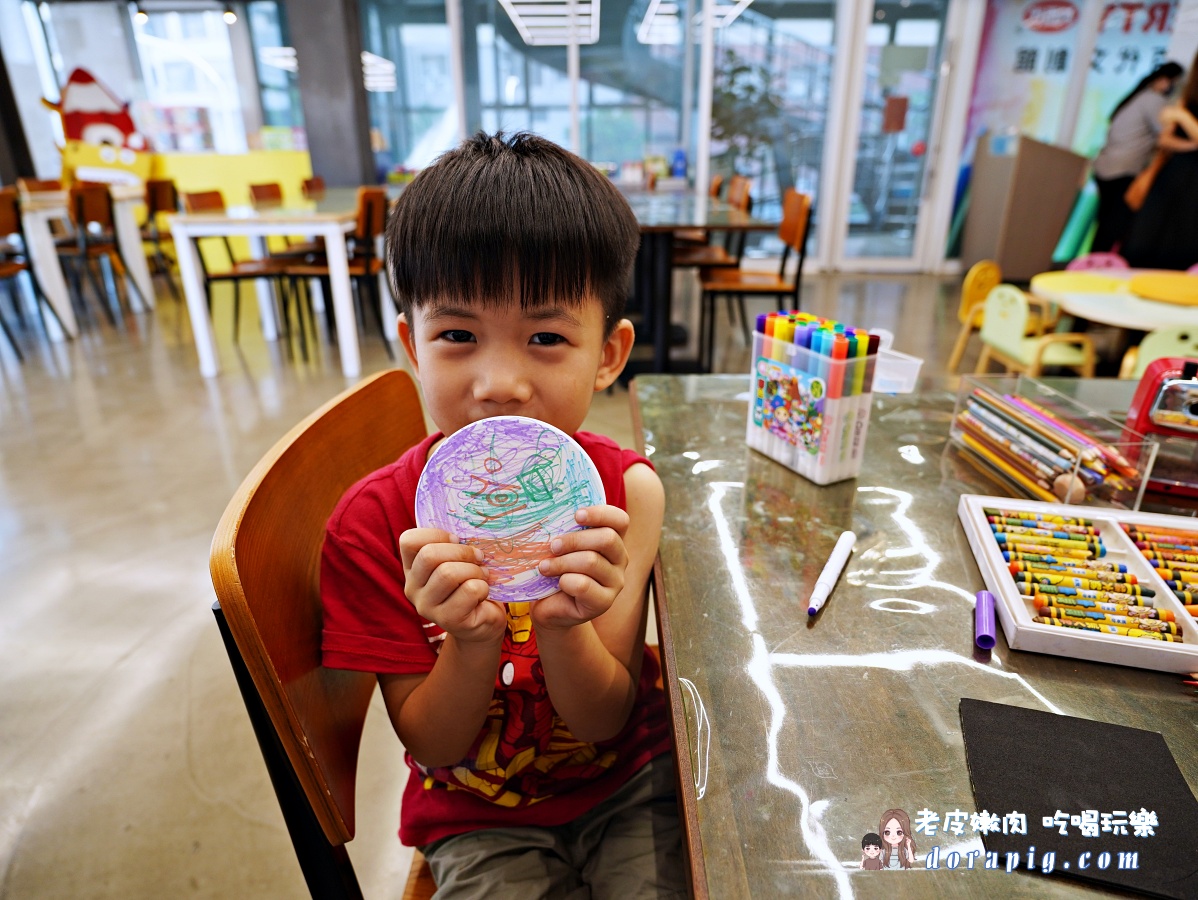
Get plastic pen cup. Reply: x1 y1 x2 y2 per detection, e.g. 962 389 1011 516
975 590 997 650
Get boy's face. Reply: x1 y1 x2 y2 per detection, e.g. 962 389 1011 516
863 844 881 859
398 298 634 437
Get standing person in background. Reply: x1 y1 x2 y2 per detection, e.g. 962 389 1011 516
1090 61 1183 253
1123 51 1198 271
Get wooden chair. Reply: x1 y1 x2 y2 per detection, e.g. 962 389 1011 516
249 182 285 208
947 260 1059 373
57 182 145 325
674 174 725 246
142 179 180 301
181 189 296 341
1119 326 1198 378
0 186 62 343
252 181 325 261
302 176 327 200
696 189 811 372
975 284 1095 377
210 369 435 900
671 174 752 271
285 187 393 360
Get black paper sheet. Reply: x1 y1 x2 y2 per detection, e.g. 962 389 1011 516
959 698 1198 899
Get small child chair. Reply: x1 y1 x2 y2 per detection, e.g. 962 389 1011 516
947 260 1058 373
975 284 1096 377
1118 327 1198 378
1066 252 1129 271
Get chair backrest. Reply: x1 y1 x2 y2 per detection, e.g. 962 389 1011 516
725 175 751 211
210 369 427 846
1066 251 1129 271
303 176 327 200
960 260 1002 324
16 177 61 194
709 174 724 199
354 186 389 243
777 188 812 256
182 190 227 213
979 284 1031 360
249 182 285 208
1128 327 1198 379
0 187 20 237
145 179 179 215
69 182 114 230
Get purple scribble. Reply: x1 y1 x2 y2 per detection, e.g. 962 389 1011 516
415 416 606 603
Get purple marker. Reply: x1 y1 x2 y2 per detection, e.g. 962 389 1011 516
975 590 997 650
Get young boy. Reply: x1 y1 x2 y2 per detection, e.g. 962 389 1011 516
320 132 686 898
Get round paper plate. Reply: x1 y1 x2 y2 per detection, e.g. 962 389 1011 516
1033 271 1126 294
415 416 606 603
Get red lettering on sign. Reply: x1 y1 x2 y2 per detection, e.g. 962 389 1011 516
1023 0 1080 33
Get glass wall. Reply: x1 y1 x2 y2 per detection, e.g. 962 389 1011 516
246 1 306 148
359 0 456 179
713 2 836 256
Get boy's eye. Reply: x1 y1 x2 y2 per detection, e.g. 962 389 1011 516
438 329 475 343
530 332 566 346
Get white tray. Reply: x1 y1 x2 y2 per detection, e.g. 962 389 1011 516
958 493 1198 673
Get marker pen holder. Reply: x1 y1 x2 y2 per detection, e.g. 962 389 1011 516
745 329 878 485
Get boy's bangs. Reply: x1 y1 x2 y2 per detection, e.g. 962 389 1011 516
387 132 639 320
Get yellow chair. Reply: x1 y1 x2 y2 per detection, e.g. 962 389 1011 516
975 284 1095 377
947 260 1060 373
1118 326 1198 378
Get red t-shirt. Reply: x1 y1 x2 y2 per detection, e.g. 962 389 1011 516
320 430 671 846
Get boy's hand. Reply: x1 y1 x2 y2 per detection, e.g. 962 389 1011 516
399 528 506 644
532 505 629 630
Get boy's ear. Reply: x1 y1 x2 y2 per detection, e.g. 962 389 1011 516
397 313 420 377
593 318 635 392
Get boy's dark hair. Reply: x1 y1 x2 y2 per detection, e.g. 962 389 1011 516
386 131 640 334
862 833 882 849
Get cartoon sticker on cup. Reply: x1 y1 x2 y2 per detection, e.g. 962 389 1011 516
415 416 606 603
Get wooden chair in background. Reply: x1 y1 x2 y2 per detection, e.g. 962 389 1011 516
210 369 434 900
252 181 326 261
142 179 180 301
1119 326 1198 378
284 187 393 360
674 174 725 247
671 174 752 272
302 176 327 200
180 189 295 341
696 188 811 371
975 284 1095 377
0 186 62 345
57 181 145 325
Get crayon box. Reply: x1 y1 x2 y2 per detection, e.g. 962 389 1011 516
746 326 878 485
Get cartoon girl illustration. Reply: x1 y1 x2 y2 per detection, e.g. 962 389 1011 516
879 808 917 869
860 833 884 870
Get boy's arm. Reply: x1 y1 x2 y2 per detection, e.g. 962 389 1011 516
534 462 665 742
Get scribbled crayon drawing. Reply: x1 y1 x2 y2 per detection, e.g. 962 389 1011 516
415 416 606 603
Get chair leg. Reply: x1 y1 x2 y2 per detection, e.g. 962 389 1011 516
946 320 977 374
0 298 23 362
974 346 992 375
366 276 394 360
737 294 750 346
85 258 118 326
233 283 242 343
703 291 717 373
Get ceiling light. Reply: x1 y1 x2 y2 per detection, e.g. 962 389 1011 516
223 5 237 25
133 4 148 24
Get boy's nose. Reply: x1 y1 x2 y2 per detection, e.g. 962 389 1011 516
473 362 533 406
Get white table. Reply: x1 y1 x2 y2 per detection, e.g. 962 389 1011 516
19 183 155 341
1030 270 1198 330
170 189 382 378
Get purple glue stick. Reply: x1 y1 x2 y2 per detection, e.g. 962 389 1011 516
975 590 996 650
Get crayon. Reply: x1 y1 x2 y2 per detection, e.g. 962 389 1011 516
1167 587 1196 603
1033 596 1173 620
994 532 1104 552
989 517 1099 535
1037 607 1182 634
1155 569 1198 584
1136 540 1198 554
1032 616 1180 641
1008 562 1136 584
1121 525 1198 542
1002 551 1124 570
1017 583 1157 606
1013 573 1153 595
1142 549 1198 564
983 508 1093 526
1152 558 1198 573
995 538 1095 559
992 524 1096 541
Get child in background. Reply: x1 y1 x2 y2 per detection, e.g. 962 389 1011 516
320 132 686 898
861 833 884 870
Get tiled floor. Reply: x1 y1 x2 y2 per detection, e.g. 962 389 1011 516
0 271 962 898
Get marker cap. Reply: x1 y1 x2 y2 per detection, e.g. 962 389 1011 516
975 590 997 650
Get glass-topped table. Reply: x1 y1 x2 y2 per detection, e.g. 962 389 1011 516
631 375 1196 898
623 191 776 374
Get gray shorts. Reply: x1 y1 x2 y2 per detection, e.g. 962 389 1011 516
419 753 688 900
